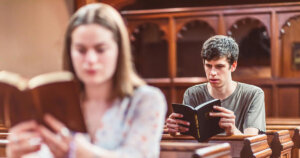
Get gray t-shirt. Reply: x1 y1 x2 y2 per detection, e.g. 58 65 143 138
183 82 266 133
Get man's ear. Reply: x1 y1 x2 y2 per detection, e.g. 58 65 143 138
231 61 237 72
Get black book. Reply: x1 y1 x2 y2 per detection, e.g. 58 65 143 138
172 99 224 142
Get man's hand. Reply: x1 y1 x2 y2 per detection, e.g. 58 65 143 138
166 113 190 135
210 106 242 135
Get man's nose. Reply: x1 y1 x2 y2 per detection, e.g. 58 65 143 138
210 69 217 76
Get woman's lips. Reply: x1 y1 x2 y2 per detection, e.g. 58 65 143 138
85 69 97 75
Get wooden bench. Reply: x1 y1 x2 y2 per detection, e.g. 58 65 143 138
160 142 231 158
267 127 300 158
266 130 294 158
162 134 272 158
0 133 8 158
266 117 300 158
267 118 300 126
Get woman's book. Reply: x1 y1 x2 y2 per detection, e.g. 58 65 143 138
0 71 86 132
172 99 224 142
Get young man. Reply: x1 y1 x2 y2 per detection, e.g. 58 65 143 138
166 35 266 136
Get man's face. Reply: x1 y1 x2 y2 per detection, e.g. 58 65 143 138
204 57 237 88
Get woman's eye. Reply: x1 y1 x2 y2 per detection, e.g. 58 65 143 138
78 48 86 54
96 47 105 53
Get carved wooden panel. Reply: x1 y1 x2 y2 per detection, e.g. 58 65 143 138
122 2 300 117
228 17 271 78
176 20 215 77
281 15 300 78
131 23 169 78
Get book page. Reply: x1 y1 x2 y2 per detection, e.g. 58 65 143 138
28 71 74 89
0 71 28 91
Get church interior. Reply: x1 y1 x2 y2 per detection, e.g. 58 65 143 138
2 0 300 157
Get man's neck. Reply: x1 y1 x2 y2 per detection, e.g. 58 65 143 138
207 80 237 100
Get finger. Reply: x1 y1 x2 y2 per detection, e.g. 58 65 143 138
13 140 41 156
166 123 180 130
213 106 233 114
219 122 233 129
167 118 190 126
168 128 178 134
174 119 190 126
10 120 38 133
44 114 66 133
39 125 69 157
8 133 42 157
219 118 235 124
8 131 40 145
210 112 235 118
169 113 183 119
178 126 189 132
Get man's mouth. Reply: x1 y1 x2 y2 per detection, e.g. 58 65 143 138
209 79 219 83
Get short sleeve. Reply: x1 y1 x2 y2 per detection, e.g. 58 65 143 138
114 86 167 158
183 88 197 106
243 90 266 133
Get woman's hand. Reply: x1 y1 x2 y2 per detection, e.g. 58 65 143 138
6 120 42 158
39 114 72 158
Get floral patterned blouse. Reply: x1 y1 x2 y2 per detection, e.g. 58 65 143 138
38 85 167 158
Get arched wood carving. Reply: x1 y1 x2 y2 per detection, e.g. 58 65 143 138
176 20 216 77
281 15 300 77
175 17 218 35
75 0 135 10
228 17 271 78
225 15 270 36
130 23 169 78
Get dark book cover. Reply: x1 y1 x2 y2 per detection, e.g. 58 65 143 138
0 71 87 133
172 99 224 142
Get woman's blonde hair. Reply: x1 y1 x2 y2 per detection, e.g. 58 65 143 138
63 3 145 99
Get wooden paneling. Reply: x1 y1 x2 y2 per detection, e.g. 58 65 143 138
122 2 300 117
261 87 272 117
278 87 299 117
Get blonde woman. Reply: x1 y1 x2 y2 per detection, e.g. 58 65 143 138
7 3 167 158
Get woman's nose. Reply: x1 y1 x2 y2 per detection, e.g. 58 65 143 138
86 51 98 63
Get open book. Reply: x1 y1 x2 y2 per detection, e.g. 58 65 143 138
0 71 86 132
172 99 224 142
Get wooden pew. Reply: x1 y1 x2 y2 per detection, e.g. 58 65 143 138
209 135 272 158
267 118 300 126
0 133 8 158
0 126 7 133
266 130 294 158
266 117 300 158
160 142 231 158
162 134 272 158
267 127 300 158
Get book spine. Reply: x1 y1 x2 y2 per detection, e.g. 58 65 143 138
194 114 200 140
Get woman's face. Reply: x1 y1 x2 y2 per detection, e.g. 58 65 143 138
70 24 118 87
